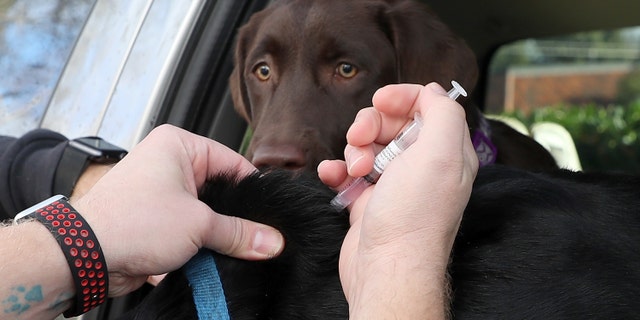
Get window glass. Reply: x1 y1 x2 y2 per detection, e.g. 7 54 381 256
0 0 95 136
486 26 640 173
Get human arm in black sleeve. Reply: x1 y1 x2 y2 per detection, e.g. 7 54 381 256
0 129 69 219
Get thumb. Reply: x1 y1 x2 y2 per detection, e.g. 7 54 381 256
203 211 285 260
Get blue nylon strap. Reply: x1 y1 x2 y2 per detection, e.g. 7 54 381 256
183 250 230 320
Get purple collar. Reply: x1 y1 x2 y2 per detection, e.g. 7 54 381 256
472 118 497 166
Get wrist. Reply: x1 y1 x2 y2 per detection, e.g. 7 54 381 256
12 195 109 316
349 265 450 319
69 195 137 297
348 238 452 319
1 222 75 318
70 163 114 201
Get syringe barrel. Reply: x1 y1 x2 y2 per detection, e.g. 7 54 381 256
330 176 371 210
370 115 423 176
393 115 423 149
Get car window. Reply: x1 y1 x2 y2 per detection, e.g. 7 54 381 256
486 26 640 173
0 0 95 136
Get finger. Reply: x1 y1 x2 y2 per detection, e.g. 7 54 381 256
370 83 425 143
344 144 376 177
147 274 166 286
318 160 375 214
144 125 257 190
371 83 425 116
318 160 348 188
346 108 381 146
177 127 257 186
318 159 362 193
202 205 285 260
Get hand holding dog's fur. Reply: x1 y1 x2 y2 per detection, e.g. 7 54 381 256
72 125 284 297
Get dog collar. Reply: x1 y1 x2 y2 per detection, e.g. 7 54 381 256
183 250 230 320
473 117 497 166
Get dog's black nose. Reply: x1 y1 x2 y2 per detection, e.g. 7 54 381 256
251 144 307 171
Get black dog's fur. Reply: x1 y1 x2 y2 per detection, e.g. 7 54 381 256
119 170 349 320
121 167 640 319
451 168 640 318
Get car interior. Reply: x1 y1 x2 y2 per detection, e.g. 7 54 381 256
159 0 640 154
428 0 640 106
2 0 639 319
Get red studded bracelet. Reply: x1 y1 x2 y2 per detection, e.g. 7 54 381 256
16 195 109 316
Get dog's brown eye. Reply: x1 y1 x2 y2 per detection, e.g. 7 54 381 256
254 64 271 81
337 63 357 78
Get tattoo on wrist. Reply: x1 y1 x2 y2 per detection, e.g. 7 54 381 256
2 285 73 316
49 292 74 312
2 285 43 315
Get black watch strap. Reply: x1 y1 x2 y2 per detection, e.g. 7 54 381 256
53 142 91 196
53 138 127 196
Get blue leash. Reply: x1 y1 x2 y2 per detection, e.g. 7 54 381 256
183 250 230 320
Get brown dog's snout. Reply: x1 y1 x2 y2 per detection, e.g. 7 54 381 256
251 144 307 171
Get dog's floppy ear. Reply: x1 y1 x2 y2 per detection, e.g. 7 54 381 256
380 0 478 93
230 11 267 122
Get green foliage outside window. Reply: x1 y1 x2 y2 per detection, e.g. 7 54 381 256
503 100 640 173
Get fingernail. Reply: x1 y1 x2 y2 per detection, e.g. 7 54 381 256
427 82 448 96
253 228 284 258
347 148 364 174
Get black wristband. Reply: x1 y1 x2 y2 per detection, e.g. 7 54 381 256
53 142 91 196
53 137 127 196
14 195 109 316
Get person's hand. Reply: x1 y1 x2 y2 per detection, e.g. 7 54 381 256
318 82 479 318
72 125 285 297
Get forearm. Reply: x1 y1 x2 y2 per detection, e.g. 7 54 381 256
348 235 454 319
0 222 74 319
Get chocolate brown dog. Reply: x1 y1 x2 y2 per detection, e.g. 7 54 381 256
230 0 558 172
121 167 640 319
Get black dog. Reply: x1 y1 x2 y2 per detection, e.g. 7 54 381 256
121 167 640 319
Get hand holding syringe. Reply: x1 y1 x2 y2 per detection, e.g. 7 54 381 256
330 80 468 210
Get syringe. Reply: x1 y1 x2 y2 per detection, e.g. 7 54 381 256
330 80 468 211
